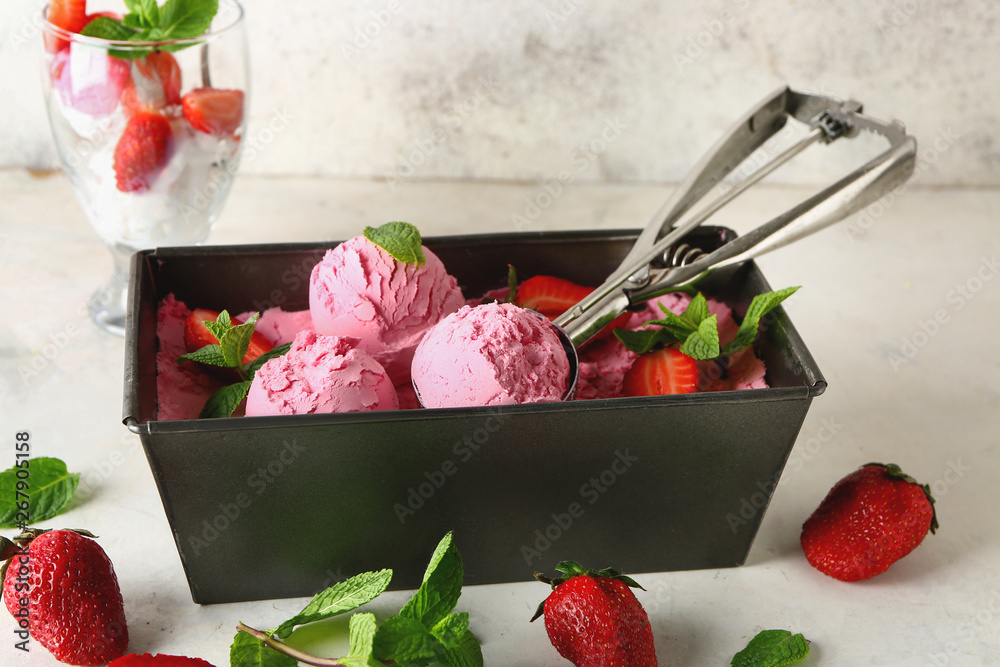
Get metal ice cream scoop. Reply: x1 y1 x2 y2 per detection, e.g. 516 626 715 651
554 86 917 350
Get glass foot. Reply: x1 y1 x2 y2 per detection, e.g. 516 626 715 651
88 251 131 336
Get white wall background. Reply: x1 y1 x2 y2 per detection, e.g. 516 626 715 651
1 0 998 187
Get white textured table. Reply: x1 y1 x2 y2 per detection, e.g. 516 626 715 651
1 169 998 666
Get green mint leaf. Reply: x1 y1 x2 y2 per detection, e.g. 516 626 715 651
80 16 140 41
177 343 229 367
273 569 392 639
122 13 147 29
0 457 80 528
200 380 251 419
614 327 679 355
230 628 297 667
652 304 701 339
430 612 469 650
363 222 427 265
137 0 160 27
682 292 711 324
220 313 259 368
338 613 378 667
731 629 810 667
437 629 484 667
204 311 231 341
244 342 292 377
722 286 800 355
399 531 464 628
372 616 438 667
159 0 219 40
680 314 721 360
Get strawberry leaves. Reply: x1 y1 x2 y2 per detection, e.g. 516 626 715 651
615 286 800 360
177 310 291 418
731 629 810 667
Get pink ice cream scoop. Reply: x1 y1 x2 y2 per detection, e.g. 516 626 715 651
245 331 398 416
309 236 465 385
411 303 573 408
51 44 130 116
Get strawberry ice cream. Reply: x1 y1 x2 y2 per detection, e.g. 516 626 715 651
156 294 225 421
245 331 398 416
309 236 465 384
411 303 571 408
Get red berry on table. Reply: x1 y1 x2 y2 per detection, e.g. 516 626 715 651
1 529 128 666
622 346 698 396
44 0 88 52
182 88 245 135
184 308 275 366
531 561 658 667
109 654 217 667
801 462 939 582
113 111 173 193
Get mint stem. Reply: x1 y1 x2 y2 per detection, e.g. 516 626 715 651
236 623 349 667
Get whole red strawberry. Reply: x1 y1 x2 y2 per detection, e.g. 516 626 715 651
531 561 658 667
110 654 216 667
2 529 128 665
801 462 938 582
113 111 173 193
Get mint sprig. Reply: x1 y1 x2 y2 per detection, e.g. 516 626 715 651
614 286 800 360
0 457 80 528
234 532 482 667
176 310 291 419
731 629 810 667
80 0 219 59
363 222 427 265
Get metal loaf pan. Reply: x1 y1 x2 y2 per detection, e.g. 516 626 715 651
123 227 826 604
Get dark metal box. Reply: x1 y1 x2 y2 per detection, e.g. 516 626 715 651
123 228 825 604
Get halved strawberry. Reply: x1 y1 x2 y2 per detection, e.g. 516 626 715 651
45 0 88 52
113 111 173 192
622 347 698 396
184 308 275 366
515 275 630 339
182 88 245 135
122 52 182 113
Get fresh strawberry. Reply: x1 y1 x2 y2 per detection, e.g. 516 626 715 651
44 0 88 52
622 346 698 396
515 275 629 338
184 308 275 366
113 111 173 192
531 561 658 667
2 529 128 666
801 463 938 582
122 52 183 113
182 88 245 135
109 654 216 667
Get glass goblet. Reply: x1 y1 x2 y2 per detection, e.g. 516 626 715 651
40 1 249 334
